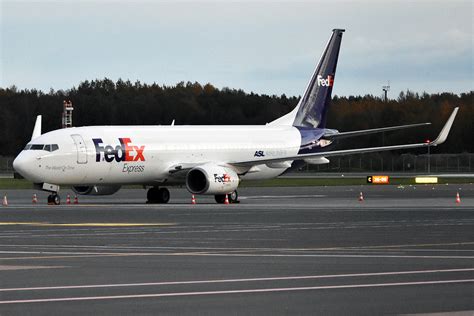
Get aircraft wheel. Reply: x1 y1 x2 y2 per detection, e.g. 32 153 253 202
147 187 160 203
48 194 60 205
157 188 170 204
229 190 239 203
147 187 170 204
53 194 61 205
214 194 226 204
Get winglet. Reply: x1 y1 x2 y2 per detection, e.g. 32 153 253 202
31 115 42 141
430 107 458 146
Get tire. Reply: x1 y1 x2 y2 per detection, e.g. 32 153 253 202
47 195 53 204
53 194 60 205
158 188 170 204
229 190 239 203
214 194 226 204
147 187 170 204
147 187 160 203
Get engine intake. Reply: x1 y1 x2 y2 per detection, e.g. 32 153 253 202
186 164 239 195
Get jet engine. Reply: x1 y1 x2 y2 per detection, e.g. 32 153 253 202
72 185 121 196
186 164 239 195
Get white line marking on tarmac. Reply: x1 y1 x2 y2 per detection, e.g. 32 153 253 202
0 268 472 292
0 279 473 304
0 241 473 251
173 253 474 259
240 195 326 199
1 250 473 260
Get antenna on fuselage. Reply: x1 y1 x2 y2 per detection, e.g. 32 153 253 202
62 100 74 128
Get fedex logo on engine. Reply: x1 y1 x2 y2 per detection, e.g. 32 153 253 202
214 173 231 183
93 138 145 162
317 74 334 87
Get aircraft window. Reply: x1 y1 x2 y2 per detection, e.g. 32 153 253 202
30 144 45 150
24 144 32 150
44 144 51 152
51 144 59 151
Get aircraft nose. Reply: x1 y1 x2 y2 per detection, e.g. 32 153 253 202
13 153 31 178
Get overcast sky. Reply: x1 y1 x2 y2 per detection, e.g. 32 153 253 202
1 0 472 97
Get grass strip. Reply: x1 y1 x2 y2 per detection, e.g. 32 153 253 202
0 177 472 190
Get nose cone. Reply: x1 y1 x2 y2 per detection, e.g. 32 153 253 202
13 152 32 180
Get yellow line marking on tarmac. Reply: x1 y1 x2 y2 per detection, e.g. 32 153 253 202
0 265 66 271
0 222 175 227
0 254 141 260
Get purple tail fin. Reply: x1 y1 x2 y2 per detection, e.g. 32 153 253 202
293 29 344 128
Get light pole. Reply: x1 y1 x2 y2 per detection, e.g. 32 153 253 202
382 84 390 102
426 139 431 174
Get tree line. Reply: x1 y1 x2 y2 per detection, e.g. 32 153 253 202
0 79 472 156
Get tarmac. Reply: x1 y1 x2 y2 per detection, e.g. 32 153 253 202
0 185 473 315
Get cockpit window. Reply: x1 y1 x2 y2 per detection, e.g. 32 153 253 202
30 144 45 150
24 144 59 151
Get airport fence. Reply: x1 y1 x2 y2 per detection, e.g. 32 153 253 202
305 153 474 174
0 156 14 176
1 154 473 175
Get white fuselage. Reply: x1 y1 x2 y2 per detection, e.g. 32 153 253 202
14 125 302 186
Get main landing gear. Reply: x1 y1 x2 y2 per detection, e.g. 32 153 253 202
214 190 239 204
147 187 170 204
47 193 61 205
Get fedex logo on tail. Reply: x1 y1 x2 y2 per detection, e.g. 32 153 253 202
317 74 334 87
93 138 145 162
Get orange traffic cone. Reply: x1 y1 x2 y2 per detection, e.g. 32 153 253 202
456 192 461 204
224 194 230 205
73 195 79 204
191 194 196 204
32 194 38 204
358 192 364 202
2 194 8 206
66 194 71 205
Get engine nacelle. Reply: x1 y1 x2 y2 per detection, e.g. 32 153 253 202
186 164 239 195
72 185 121 196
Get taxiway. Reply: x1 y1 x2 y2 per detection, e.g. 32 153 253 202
0 185 473 315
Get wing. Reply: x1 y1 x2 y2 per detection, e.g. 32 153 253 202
323 122 431 140
231 107 458 167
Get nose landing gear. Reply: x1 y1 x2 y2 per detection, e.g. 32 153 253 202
47 194 61 205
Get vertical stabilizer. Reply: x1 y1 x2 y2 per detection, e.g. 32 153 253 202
31 115 42 140
292 29 344 128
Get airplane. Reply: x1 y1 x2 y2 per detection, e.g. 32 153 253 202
13 29 459 205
